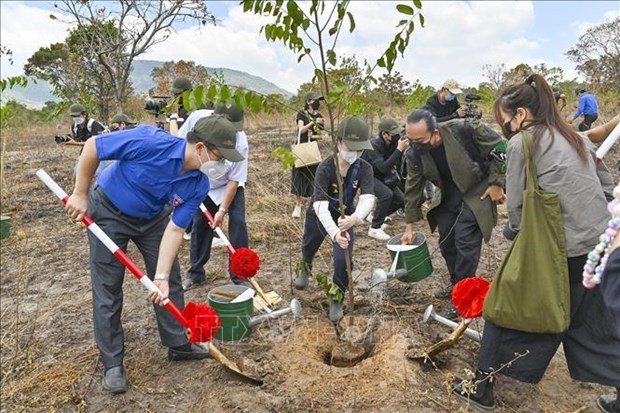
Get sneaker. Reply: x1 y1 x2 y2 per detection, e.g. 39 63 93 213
439 303 459 320
182 277 205 291
102 366 128 394
368 227 391 241
380 223 389 231
598 395 620 413
168 343 211 361
294 266 311 290
292 205 302 218
452 374 495 412
329 299 344 323
183 231 192 241
384 216 393 223
434 285 453 299
396 208 404 217
212 237 227 248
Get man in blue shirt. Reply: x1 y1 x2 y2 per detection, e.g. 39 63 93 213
64 115 243 394
571 88 598 132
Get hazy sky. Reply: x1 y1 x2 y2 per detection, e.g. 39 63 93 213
1 1 618 93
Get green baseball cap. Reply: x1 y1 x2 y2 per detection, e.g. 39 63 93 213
111 113 134 124
338 116 372 151
171 77 192 95
213 103 244 130
191 115 244 162
70 104 86 116
378 117 404 135
305 91 324 101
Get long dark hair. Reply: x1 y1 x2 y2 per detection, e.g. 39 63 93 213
493 73 587 162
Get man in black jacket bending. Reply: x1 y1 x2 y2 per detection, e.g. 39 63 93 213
362 118 409 241
423 79 466 122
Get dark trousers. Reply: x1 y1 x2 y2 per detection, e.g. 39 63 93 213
301 210 354 293
88 187 187 369
371 178 404 229
479 255 620 386
578 113 598 131
187 188 248 283
432 202 483 285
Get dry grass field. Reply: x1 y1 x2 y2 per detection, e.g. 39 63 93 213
1 116 618 412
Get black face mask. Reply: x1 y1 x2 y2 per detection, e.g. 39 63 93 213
311 101 320 110
413 142 433 154
501 121 514 139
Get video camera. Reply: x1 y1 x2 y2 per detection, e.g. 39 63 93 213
463 93 483 119
144 96 170 116
54 134 74 144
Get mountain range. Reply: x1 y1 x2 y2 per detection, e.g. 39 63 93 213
1 59 293 108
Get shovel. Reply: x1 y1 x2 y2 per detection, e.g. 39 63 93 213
37 169 263 385
200 204 278 311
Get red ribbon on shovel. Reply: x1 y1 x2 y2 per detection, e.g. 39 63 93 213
36 170 221 343
200 204 273 308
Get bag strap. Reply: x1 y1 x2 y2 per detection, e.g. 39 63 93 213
297 125 302 145
521 131 538 190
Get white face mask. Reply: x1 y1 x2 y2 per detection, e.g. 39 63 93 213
197 149 227 180
338 143 360 164
72 116 85 125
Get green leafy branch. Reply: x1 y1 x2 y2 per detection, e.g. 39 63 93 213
315 273 344 304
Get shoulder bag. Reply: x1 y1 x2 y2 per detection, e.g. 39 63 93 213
482 131 570 333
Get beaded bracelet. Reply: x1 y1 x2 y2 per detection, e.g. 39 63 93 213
582 184 620 288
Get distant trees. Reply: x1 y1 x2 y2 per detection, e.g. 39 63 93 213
150 60 210 97
27 0 216 120
481 62 565 94
565 17 620 93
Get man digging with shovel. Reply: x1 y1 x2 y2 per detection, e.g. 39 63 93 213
64 115 243 393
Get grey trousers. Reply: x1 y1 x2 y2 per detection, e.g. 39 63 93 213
88 187 188 369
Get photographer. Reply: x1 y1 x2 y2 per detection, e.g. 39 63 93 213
55 104 106 145
361 118 408 241
168 77 193 136
423 79 466 122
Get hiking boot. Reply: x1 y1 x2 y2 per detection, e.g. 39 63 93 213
294 264 311 290
291 205 302 218
434 285 453 299
452 370 495 412
368 227 391 241
439 303 459 320
102 366 128 394
168 343 211 361
329 299 344 323
598 395 620 413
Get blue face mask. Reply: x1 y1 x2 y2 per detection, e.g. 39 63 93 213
445 92 455 102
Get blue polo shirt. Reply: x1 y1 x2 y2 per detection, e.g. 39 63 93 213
573 93 598 119
95 125 209 229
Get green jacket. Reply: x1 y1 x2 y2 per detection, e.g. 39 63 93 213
404 119 506 242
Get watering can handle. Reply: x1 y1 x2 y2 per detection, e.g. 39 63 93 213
389 250 400 273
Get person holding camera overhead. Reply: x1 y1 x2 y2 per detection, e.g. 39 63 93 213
291 92 325 218
361 118 409 241
423 79 467 122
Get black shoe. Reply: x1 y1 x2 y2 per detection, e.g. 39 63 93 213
168 343 211 361
231 278 252 288
452 374 495 412
439 303 459 320
182 277 205 291
434 285 453 299
598 395 620 413
102 366 128 394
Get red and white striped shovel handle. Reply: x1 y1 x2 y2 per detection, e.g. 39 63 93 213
200 204 235 255
36 169 191 330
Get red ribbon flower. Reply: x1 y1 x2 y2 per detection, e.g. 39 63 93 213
230 247 261 279
182 302 222 343
451 277 490 319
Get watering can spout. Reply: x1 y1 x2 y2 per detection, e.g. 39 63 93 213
249 299 302 327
